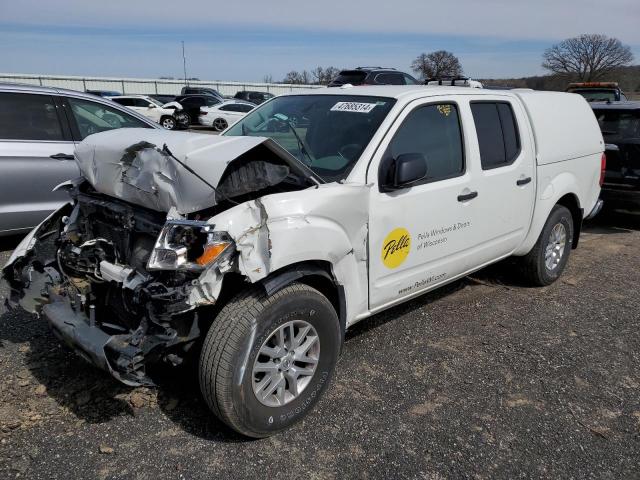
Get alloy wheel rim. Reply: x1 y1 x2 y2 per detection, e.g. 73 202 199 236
252 320 320 407
214 118 227 131
162 118 175 129
545 222 567 270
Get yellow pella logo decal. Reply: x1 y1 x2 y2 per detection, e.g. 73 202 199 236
382 228 411 268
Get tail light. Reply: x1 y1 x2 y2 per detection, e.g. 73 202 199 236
599 152 606 186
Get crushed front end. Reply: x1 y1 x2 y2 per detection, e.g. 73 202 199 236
3 185 233 386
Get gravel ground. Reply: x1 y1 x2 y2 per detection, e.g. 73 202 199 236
0 209 638 479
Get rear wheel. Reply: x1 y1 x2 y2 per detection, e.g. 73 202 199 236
519 205 573 286
199 283 340 438
212 117 228 131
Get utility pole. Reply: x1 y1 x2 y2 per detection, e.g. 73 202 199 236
182 41 188 86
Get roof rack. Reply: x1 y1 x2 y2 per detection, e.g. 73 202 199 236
426 76 470 85
355 66 395 70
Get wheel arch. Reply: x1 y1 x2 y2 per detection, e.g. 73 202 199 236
556 192 583 248
515 178 585 257
259 261 347 342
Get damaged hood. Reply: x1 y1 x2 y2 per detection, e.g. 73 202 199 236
74 128 318 214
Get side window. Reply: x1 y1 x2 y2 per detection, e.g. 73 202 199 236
470 102 521 169
0 92 65 141
133 98 151 108
67 97 152 140
112 98 133 107
387 103 464 183
375 73 404 85
403 74 419 85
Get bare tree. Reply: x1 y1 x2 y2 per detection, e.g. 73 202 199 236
283 70 312 84
310 66 341 85
262 74 273 84
542 34 633 81
411 51 463 79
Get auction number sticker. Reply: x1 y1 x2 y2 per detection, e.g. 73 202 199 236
330 102 377 113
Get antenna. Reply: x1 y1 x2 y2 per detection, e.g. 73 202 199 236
182 41 188 86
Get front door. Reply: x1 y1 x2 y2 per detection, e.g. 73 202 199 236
368 99 482 311
0 92 78 233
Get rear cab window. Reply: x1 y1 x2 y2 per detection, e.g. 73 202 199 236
593 109 640 140
470 101 521 169
330 71 367 86
0 92 66 141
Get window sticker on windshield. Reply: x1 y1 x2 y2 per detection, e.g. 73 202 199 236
331 102 377 113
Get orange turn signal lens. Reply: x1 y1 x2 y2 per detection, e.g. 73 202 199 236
196 242 230 266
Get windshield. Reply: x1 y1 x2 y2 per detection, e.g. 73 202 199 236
594 109 640 139
224 95 396 181
148 97 164 107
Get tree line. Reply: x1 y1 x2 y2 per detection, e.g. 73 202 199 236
267 33 636 90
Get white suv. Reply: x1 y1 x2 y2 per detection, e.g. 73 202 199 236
110 95 185 130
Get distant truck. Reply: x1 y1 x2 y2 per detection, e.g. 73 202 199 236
567 82 627 102
4 86 604 438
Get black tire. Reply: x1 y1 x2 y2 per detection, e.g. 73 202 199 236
199 283 340 438
520 205 573 286
160 116 177 130
175 112 190 129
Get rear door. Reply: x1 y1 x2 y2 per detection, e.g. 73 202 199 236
0 91 78 233
465 96 536 262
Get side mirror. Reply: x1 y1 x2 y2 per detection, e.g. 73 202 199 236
148 104 157 109
389 153 427 189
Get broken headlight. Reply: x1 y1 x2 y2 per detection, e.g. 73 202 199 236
147 220 233 271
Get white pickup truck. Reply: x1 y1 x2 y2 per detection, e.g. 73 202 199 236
3 85 604 437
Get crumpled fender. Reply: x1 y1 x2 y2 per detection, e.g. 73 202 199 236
208 183 370 325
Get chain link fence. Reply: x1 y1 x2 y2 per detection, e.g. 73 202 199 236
0 73 323 96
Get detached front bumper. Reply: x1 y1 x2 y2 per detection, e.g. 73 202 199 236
43 291 152 386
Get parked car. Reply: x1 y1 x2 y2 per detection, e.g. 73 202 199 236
110 95 188 130
85 89 122 97
567 82 627 102
328 67 420 87
174 94 223 125
198 100 255 131
591 101 640 209
0 83 159 236
4 86 603 438
234 90 274 105
180 86 223 100
148 94 178 104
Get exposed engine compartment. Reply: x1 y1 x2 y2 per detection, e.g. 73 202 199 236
2 130 319 386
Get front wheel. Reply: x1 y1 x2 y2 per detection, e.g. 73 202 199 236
519 204 573 286
160 116 177 130
199 283 341 438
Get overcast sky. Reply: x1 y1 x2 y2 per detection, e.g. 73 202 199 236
1 0 639 82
